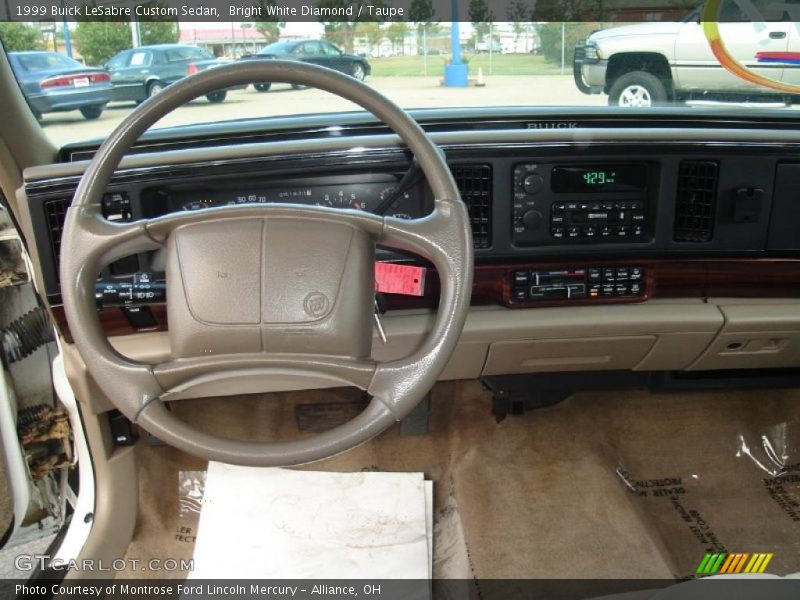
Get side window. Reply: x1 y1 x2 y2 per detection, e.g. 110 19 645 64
301 43 322 56
186 48 210 61
719 0 786 22
166 49 191 62
106 52 129 69
322 42 342 56
128 51 151 67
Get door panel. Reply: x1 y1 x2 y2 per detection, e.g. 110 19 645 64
675 17 790 92
780 24 800 86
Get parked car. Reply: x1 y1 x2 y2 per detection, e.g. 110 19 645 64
8 51 111 120
105 44 234 104
241 40 371 92
574 6 800 107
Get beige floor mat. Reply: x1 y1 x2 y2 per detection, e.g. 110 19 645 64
119 382 800 580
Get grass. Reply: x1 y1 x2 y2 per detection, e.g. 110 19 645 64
368 53 564 77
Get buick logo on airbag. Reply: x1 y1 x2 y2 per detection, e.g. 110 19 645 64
303 292 331 319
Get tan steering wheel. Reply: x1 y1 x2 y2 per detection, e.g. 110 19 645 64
60 61 473 466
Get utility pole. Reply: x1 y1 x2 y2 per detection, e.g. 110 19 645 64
58 0 72 57
444 0 467 86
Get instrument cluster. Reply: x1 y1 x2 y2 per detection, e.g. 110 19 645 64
172 180 421 220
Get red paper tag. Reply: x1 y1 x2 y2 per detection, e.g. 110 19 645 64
375 263 426 296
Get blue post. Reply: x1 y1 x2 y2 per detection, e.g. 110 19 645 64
59 0 72 57
62 21 72 58
444 0 468 86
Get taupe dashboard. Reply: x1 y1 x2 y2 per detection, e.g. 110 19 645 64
16 115 800 403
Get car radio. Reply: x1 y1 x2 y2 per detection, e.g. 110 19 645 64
512 163 651 245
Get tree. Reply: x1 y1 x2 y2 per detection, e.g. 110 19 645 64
533 0 608 21
135 1 179 45
506 0 532 51
140 22 180 45
356 21 383 55
0 22 43 52
73 21 132 66
386 21 409 55
409 0 437 52
468 0 495 45
538 22 599 66
317 0 386 53
254 0 285 43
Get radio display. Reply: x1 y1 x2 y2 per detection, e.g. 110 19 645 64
551 164 647 193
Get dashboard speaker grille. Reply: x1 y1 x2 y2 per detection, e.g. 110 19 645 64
43 198 68 280
674 160 719 243
451 164 492 249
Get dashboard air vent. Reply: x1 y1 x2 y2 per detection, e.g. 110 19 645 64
451 164 492 249
43 198 69 280
673 160 719 243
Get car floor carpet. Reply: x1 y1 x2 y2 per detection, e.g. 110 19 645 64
117 381 800 581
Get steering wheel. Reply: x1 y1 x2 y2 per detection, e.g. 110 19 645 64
60 61 473 466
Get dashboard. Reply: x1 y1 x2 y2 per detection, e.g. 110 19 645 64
18 110 800 346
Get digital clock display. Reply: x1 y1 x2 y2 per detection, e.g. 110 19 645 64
551 164 647 193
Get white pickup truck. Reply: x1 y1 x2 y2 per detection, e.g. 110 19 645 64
574 7 800 107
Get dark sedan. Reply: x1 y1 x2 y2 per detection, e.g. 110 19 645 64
105 44 234 104
8 51 111 120
241 40 371 92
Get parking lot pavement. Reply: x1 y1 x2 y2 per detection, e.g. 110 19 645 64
40 75 605 147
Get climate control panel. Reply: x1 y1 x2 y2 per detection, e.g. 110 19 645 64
512 163 651 246
510 266 645 304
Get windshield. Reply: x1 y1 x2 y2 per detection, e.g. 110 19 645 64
2 2 799 147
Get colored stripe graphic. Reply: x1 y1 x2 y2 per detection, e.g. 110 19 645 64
698 553 774 576
696 553 713 574
755 52 800 66
701 0 800 93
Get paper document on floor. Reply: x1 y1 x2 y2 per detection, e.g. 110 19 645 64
189 463 432 579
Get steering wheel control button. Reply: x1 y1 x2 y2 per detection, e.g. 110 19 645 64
510 266 645 304
94 276 166 309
